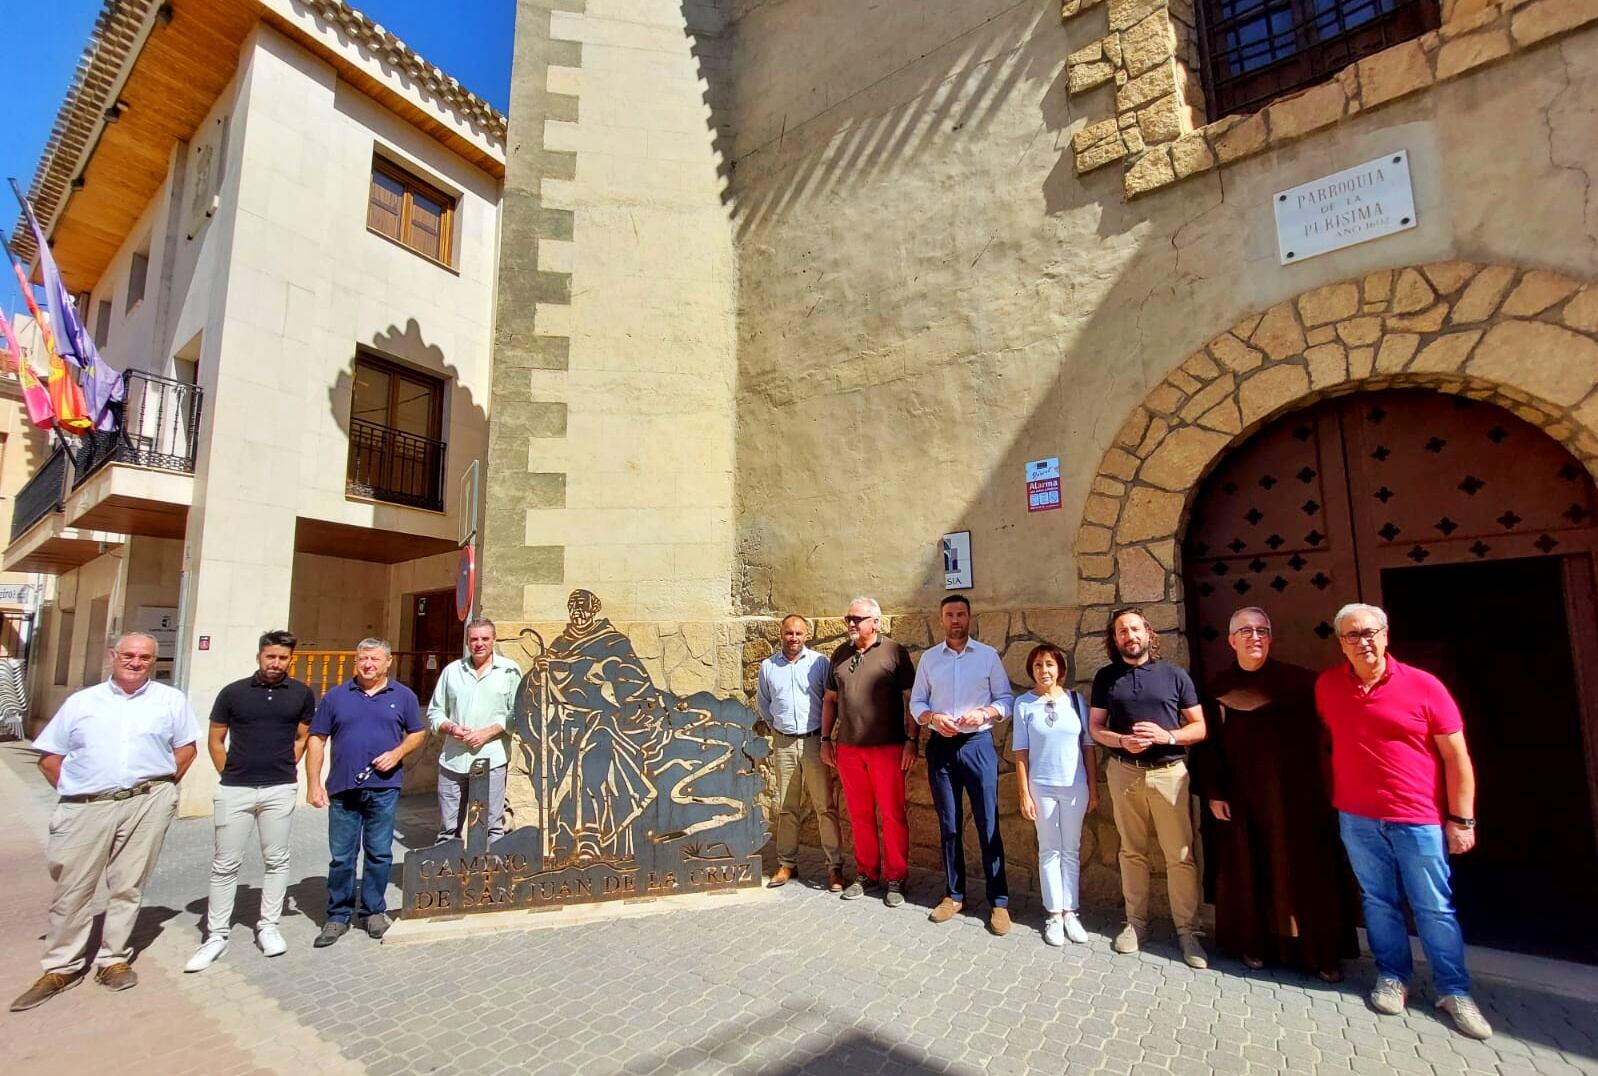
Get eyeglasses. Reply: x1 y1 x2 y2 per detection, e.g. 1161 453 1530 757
1340 628 1385 643
849 653 863 673
844 615 875 626
354 764 375 785
1043 700 1058 726
1232 627 1271 638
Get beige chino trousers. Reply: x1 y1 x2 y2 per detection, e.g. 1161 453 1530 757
1106 756 1201 935
770 731 843 869
42 781 178 975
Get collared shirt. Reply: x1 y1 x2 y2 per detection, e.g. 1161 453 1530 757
33 678 199 797
1091 659 1198 764
426 653 522 774
1012 690 1091 787
909 638 1013 733
211 673 317 787
309 678 425 795
827 637 916 747
1314 655 1463 825
757 647 827 735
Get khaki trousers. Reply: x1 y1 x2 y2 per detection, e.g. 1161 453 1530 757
42 781 178 974
770 732 842 868
1106 757 1200 934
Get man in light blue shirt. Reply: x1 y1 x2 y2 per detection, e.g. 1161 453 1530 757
757 615 844 889
911 595 1015 935
427 618 523 844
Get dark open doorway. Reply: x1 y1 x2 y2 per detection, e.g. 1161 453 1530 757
405 588 462 705
1383 555 1598 965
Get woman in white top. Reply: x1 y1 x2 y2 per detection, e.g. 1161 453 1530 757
1013 643 1100 946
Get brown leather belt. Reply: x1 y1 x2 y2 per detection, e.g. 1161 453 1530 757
60 775 177 804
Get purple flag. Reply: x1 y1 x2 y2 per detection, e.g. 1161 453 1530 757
25 209 123 431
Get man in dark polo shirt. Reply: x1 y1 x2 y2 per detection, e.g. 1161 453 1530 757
1088 608 1208 968
186 630 316 972
305 638 426 946
822 596 917 906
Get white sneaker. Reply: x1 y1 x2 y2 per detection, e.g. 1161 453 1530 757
256 924 287 958
184 935 228 973
1063 911 1089 944
1043 917 1065 947
1437 995 1492 1040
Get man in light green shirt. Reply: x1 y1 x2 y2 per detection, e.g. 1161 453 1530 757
427 618 523 843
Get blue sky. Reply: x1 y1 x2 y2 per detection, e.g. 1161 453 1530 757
0 0 513 238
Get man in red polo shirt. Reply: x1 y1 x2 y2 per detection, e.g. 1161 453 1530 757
1314 602 1490 1040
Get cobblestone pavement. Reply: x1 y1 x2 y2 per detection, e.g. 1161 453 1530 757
2 741 1595 1076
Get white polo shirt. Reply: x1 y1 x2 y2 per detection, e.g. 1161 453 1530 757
33 678 199 797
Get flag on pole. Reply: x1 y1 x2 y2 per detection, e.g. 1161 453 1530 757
16 186 123 430
0 309 52 426
8 258 89 431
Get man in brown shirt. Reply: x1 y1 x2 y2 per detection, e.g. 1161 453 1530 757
823 596 918 906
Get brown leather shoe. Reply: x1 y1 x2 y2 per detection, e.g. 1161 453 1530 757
827 867 846 893
928 897 963 923
767 865 795 888
988 907 1012 937
10 972 80 1012
94 962 137 991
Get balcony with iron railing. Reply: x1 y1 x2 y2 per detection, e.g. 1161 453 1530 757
346 418 447 512
9 445 70 542
71 370 203 490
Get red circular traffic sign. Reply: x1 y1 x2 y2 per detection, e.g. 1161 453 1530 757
456 545 475 621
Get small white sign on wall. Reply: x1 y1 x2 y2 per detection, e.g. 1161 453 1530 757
942 531 973 590
1274 150 1416 265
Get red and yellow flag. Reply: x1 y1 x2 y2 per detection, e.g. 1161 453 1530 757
0 310 52 426
11 262 88 431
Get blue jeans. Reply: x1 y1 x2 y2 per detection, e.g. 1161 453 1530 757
327 788 399 922
1338 812 1471 996
927 732 1007 907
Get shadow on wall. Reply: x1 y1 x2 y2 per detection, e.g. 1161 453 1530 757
323 317 489 505
722 0 1094 240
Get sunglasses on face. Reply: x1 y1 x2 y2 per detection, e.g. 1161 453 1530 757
844 615 875 626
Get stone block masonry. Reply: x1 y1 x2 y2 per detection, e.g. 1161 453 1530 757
1061 0 1598 198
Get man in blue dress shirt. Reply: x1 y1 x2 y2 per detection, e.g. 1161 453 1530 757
305 638 426 945
757 615 844 890
911 596 1015 936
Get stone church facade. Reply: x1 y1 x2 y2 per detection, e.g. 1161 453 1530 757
483 0 1598 947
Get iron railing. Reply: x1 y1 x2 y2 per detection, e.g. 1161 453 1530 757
71 370 203 490
1197 0 1439 119
346 418 446 511
9 445 69 541
287 650 454 701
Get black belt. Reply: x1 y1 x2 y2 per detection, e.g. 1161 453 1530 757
1114 754 1185 770
775 728 822 738
60 775 177 804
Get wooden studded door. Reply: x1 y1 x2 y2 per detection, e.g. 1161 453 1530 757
1183 386 1598 963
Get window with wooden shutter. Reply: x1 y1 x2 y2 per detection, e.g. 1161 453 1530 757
366 154 456 268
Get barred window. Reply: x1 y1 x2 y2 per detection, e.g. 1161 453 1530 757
1198 0 1440 120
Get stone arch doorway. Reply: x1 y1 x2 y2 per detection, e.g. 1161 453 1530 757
1182 386 1598 964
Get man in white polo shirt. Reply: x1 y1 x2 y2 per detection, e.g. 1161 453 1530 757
11 632 198 1011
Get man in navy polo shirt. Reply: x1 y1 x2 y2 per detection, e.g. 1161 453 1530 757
306 638 426 945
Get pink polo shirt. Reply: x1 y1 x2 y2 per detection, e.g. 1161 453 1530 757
1314 656 1463 825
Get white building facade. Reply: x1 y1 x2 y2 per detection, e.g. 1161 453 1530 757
4 0 505 813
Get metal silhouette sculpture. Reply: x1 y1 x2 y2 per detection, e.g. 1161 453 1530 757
403 590 768 918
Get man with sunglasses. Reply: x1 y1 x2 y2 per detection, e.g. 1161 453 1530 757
1315 603 1490 1040
305 638 426 947
822 597 917 906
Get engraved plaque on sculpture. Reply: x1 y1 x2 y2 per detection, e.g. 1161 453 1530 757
402 590 769 918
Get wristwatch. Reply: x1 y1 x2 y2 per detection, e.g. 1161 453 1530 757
1446 814 1476 828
